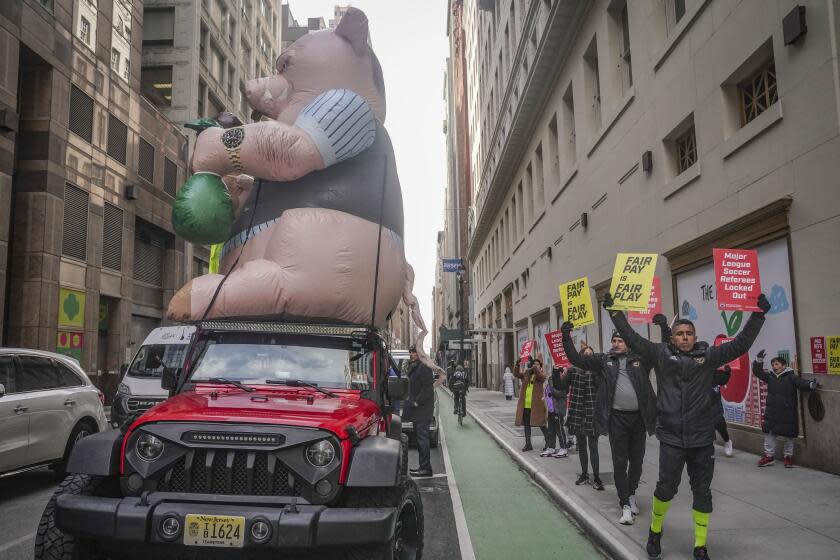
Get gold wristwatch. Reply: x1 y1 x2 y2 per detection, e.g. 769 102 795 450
221 127 246 173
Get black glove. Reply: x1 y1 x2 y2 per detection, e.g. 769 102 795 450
722 365 732 374
757 293 771 314
602 292 614 309
652 314 668 327
561 321 574 334
756 349 766 361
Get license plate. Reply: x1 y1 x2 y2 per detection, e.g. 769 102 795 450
184 514 245 548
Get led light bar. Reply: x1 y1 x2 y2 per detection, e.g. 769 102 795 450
182 431 286 446
198 321 375 337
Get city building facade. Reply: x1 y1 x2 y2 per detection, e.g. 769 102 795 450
0 0 190 381
455 0 840 473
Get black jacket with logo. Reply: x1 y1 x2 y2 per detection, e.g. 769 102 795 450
404 359 435 422
611 309 765 448
562 330 657 437
752 362 815 437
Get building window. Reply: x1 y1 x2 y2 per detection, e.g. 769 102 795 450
676 126 697 173
134 223 166 287
164 158 178 197
69 86 94 142
739 61 778 126
562 83 576 163
102 203 123 272
62 184 89 262
583 37 601 129
112 0 132 83
534 145 545 212
619 4 632 89
140 66 173 106
670 0 686 27
143 8 175 46
111 49 120 72
38 0 54 12
138 138 155 183
80 16 91 45
106 114 128 165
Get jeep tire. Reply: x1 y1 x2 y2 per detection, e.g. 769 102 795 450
339 476 424 560
35 474 110 560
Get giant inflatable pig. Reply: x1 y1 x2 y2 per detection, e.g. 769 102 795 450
169 8 437 364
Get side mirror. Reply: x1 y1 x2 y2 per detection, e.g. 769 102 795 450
387 377 409 401
161 367 177 392
119 363 128 377
0 383 5 398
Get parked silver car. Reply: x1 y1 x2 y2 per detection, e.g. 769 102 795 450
0 349 108 477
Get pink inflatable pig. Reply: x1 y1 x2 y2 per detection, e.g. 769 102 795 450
169 8 435 363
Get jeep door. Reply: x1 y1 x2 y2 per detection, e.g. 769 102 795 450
0 355 30 472
16 355 75 465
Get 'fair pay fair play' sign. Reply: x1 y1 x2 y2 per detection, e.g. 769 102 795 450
713 248 762 311
608 253 658 311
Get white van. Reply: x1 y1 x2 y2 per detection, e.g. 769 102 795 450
110 325 195 427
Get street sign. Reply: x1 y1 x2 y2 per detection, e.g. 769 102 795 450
438 327 463 342
442 258 463 272
446 341 473 349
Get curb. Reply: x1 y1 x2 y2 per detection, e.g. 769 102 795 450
440 387 640 560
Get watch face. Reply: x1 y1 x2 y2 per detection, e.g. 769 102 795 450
222 127 245 149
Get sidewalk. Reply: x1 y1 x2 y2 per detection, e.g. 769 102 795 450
447 387 840 560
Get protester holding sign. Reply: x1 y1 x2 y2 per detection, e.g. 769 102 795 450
561 319 665 525
606 291 770 560
753 351 820 468
514 354 547 452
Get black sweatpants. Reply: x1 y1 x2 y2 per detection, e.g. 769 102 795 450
655 442 715 513
576 433 600 478
414 419 432 471
715 415 730 442
545 412 567 450
453 391 466 415
608 410 647 507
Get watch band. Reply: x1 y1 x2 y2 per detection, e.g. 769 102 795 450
221 127 246 174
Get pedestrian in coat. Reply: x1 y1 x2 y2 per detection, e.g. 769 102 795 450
608 292 770 560
514 354 547 452
503 366 515 400
541 366 569 458
560 345 605 490
754 351 820 468
405 346 435 478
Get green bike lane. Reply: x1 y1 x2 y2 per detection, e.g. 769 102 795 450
437 388 606 559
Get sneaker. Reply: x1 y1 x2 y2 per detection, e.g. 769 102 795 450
552 448 569 458
693 545 710 559
629 495 639 515
757 454 775 467
724 440 733 457
540 448 556 457
646 529 662 560
521 443 533 452
784 456 794 468
592 478 605 491
575 473 590 485
619 505 634 525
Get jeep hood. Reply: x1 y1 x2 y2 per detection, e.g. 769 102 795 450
131 389 380 439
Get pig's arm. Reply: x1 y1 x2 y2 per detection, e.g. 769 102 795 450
192 90 377 182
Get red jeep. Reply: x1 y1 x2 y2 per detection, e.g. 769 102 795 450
35 321 423 559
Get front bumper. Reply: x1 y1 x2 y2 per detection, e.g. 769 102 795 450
110 393 166 427
56 492 396 552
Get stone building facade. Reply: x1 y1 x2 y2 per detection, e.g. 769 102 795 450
454 0 840 473
0 0 189 380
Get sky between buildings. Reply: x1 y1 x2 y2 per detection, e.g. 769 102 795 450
286 0 448 351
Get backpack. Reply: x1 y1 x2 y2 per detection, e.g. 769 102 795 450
451 369 468 393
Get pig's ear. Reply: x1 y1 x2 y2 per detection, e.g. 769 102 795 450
335 7 370 55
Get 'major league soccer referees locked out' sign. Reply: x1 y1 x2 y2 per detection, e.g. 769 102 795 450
713 248 762 311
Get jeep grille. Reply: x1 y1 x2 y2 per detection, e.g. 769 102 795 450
157 449 303 496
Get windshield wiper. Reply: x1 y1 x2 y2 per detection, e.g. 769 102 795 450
264 379 338 398
199 377 256 392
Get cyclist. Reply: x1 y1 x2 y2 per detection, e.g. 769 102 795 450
450 364 470 417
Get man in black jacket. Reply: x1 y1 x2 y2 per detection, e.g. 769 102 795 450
607 292 770 560
561 322 661 526
405 346 435 477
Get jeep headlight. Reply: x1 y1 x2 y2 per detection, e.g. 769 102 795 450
136 433 165 461
118 382 132 395
306 440 335 467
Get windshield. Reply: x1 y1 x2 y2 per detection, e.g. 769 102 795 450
128 344 188 378
188 334 375 390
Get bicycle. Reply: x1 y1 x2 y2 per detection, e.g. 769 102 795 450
453 391 466 425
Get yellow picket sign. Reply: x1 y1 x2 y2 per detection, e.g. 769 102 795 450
608 253 659 311
559 277 595 327
828 336 840 375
